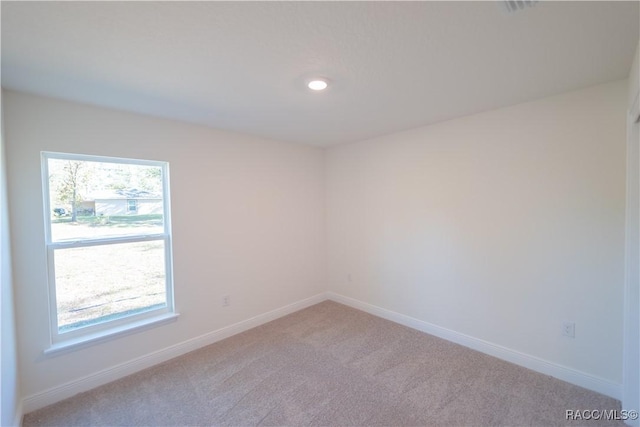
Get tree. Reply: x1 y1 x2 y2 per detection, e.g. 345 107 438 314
55 161 86 222
139 167 162 194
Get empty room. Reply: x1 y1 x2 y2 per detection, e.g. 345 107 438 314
1 1 639 426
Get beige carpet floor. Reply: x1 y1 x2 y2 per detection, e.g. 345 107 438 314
23 301 624 426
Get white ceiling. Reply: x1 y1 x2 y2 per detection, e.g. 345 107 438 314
1 1 638 146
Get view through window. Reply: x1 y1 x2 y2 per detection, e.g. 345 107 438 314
42 152 174 340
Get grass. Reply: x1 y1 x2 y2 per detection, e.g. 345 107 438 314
51 214 164 241
52 215 167 332
53 214 163 226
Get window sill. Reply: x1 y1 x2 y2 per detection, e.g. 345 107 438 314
44 312 180 357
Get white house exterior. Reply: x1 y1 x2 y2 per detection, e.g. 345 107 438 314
90 189 162 216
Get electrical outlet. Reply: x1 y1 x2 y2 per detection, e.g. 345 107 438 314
562 321 575 338
222 295 230 307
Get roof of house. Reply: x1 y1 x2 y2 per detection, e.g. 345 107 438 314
89 189 161 201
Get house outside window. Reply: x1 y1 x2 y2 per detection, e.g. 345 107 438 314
41 152 176 352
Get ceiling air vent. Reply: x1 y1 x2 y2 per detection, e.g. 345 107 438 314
502 0 538 13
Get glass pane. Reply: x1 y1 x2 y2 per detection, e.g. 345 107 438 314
47 158 164 241
54 241 167 332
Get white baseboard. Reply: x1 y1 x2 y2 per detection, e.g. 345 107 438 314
21 292 328 413
327 292 623 400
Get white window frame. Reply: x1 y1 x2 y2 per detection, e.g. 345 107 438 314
41 152 177 355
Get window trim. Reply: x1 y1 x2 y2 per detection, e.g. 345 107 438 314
41 151 176 352
43 312 179 357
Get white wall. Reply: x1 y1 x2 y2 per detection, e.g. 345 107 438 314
623 40 640 425
327 80 627 385
1 93 20 425
630 43 640 113
3 79 632 412
3 90 325 402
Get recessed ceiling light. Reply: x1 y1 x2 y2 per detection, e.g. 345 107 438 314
308 79 328 91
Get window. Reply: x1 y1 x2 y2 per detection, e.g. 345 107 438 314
42 152 176 352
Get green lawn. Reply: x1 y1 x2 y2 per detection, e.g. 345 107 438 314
52 214 163 226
